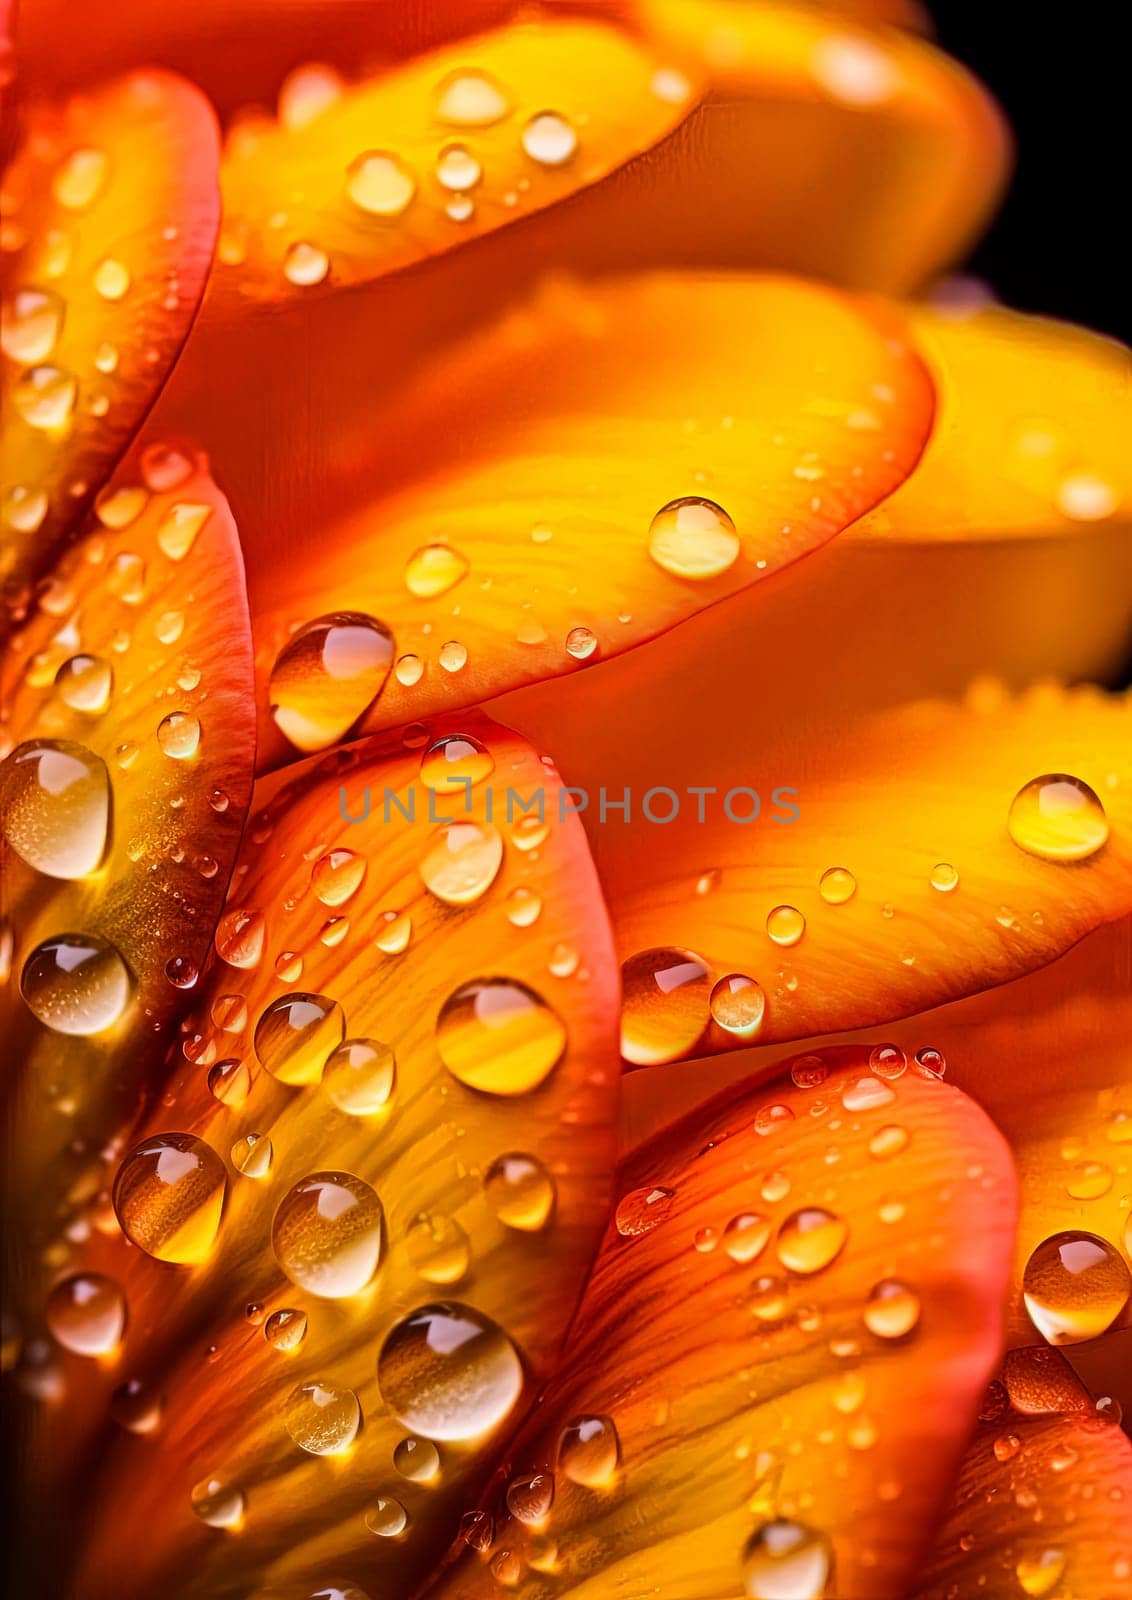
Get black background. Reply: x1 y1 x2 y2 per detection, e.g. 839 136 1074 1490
932 5 1127 343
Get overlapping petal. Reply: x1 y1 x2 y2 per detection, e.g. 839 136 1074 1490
243 271 932 766
39 717 620 1600
424 1045 1017 1599
1 72 220 583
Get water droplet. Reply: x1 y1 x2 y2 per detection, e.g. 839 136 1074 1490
2 739 110 878
113 1134 226 1263
912 1045 946 1079
2 287 64 363
421 732 494 791
1015 1549 1067 1598
366 1497 408 1537
521 111 578 166
395 653 424 686
761 1171 791 1202
436 69 512 127
272 1171 383 1298
558 1414 619 1486
749 1274 789 1321
14 364 77 428
207 1057 250 1106
278 62 343 129
156 501 210 560
842 1075 895 1112
863 1279 921 1339
53 147 109 209
3 484 49 532
264 1307 308 1351
868 1044 907 1081
506 886 542 927
754 1103 794 1136
648 496 739 579
93 257 130 300
484 1153 555 1231
869 1124 908 1159
776 1208 848 1275
255 993 344 1085
615 1185 675 1237
766 905 805 947
21 933 131 1034
46 1272 126 1355
394 1436 440 1481
723 1213 771 1263
819 866 856 905
215 908 265 969
407 1213 470 1284
323 1038 396 1115
436 143 481 192
1022 1231 1131 1344
1057 471 1117 521
191 1477 244 1530
283 240 329 286
284 1379 361 1454
377 1302 523 1441
403 543 470 601
346 151 416 216
620 947 710 1065
436 978 565 1095
743 1519 832 1599
710 973 766 1037
232 1133 273 1179
930 862 959 893
420 820 503 905
140 443 193 492
110 1377 164 1434
311 847 366 906
375 909 412 954
157 710 200 759
1066 1161 1113 1200
790 1056 828 1090
507 1472 554 1525
438 639 468 672
1008 775 1108 862
270 613 394 750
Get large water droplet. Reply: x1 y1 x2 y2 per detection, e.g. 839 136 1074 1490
45 1272 126 1356
521 111 578 166
346 151 416 216
113 1133 227 1263
420 820 503 905
269 613 394 752
1022 1231 1130 1344
2 739 110 878
775 1208 848 1275
254 993 344 1085
558 1414 620 1486
420 733 494 791
710 973 766 1037
1007 775 1109 862
55 653 113 713
648 497 739 579
394 1436 440 1481
377 1302 523 1441
743 1519 833 1599
272 1172 383 1298
484 1153 555 1231
436 978 565 1095
620 947 710 1065
21 933 132 1034
284 1379 361 1454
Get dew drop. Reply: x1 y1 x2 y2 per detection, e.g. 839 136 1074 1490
506 886 542 927
346 151 416 216
311 847 366 906
375 909 412 954
207 1058 250 1107
278 62 343 128
863 1279 921 1339
284 1379 361 1454
254 993 344 1085
3 484 49 532
776 1208 848 1275
723 1212 771 1263
710 973 766 1037
157 711 200 759
366 1497 408 1537
231 1133 273 1180
283 240 329 286
407 1213 471 1284
378 1302 523 1441
420 820 504 905
53 148 109 210
930 862 959 893
484 1153 555 1231
1066 1161 1113 1201
1022 1231 1131 1344
272 1172 383 1298
404 542 470 599
156 501 210 560
113 1133 226 1263
191 1477 244 1530
842 1075 895 1112
869 1124 909 1160
565 625 598 661
436 143 481 192
93 257 131 300
14 365 78 429
420 732 494 791
2 739 110 878
215 908 265 968
1007 775 1108 862
436 977 565 1095
766 905 806 947
110 1377 164 1434
438 639 467 672
521 111 578 166
615 1186 675 1237
913 1045 946 1079
46 1272 126 1355
743 1519 833 1599
818 866 856 905
2 287 65 363
648 496 739 579
324 1038 396 1115
270 613 394 750
436 69 512 127
21 933 131 1034
264 1308 308 1352
620 947 710 1065
1015 1549 1066 1598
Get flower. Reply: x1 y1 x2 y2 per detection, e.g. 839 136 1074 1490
1 3 1129 1599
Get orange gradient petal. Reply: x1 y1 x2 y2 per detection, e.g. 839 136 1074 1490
500 669 1132 1061
245 272 932 766
1 72 220 583
423 1046 1017 1600
30 718 619 1600
213 19 699 307
1 436 254 1225
915 1408 1132 1600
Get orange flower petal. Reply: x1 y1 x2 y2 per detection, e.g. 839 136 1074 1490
1 72 220 583
914 1409 1132 1599
628 0 1009 291
502 670 1132 1062
212 19 699 307
424 1046 1017 1600
34 717 619 1600
1 436 254 1215
244 272 932 765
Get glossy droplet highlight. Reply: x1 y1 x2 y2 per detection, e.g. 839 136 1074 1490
113 1134 226 1263
863 1279 921 1339
436 144 481 192
270 613 394 751
377 1302 523 1442
743 1519 833 1600
21 934 131 1035
347 151 416 216
231 1133 273 1180
1007 775 1109 862
710 973 766 1037
420 821 503 905
272 1172 383 1298
484 1153 555 1231
776 1209 849 1276
46 1273 126 1356
215 909 265 969
324 1038 396 1115
521 111 578 166
1022 1231 1131 1344
436 978 565 1095
254 993 344 1085
648 497 739 579
404 543 469 597
620 947 710 1065
284 1380 361 1454
2 740 110 878
723 1213 771 1263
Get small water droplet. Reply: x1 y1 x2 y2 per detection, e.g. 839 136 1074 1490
405 543 469 597
420 820 503 905
648 496 739 579
378 1302 523 1441
21 932 131 1034
3 484 49 532
436 69 512 127
2 287 65 363
207 1057 250 1107
323 1038 395 1115
92 257 131 300
284 1379 361 1454
521 111 578 166
53 148 109 210
215 908 265 968
819 866 856 905
863 1279 921 1339
436 143 481 192
1022 1231 1131 1344
157 710 200 759
283 240 329 285
113 1133 226 1263
1066 1161 1113 1200
558 1414 619 1486
709 973 766 1037
1015 1549 1067 1598
912 1045 946 1079
420 732 494 791
311 847 366 906
14 364 78 429
272 1171 383 1297
156 501 210 560
506 886 542 927
776 1208 848 1275
766 905 806 946
264 1307 308 1351
278 62 343 128
723 1213 771 1263
46 1272 126 1355
615 1186 675 1237
438 639 468 672
407 1213 470 1284
565 625 598 660
930 862 959 893
366 1497 408 1537
394 1436 440 1481
190 1477 244 1530
346 150 416 216
1008 775 1108 862
255 993 344 1085
484 1153 555 1231
2 739 110 878
436 978 565 1094
231 1133 273 1179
